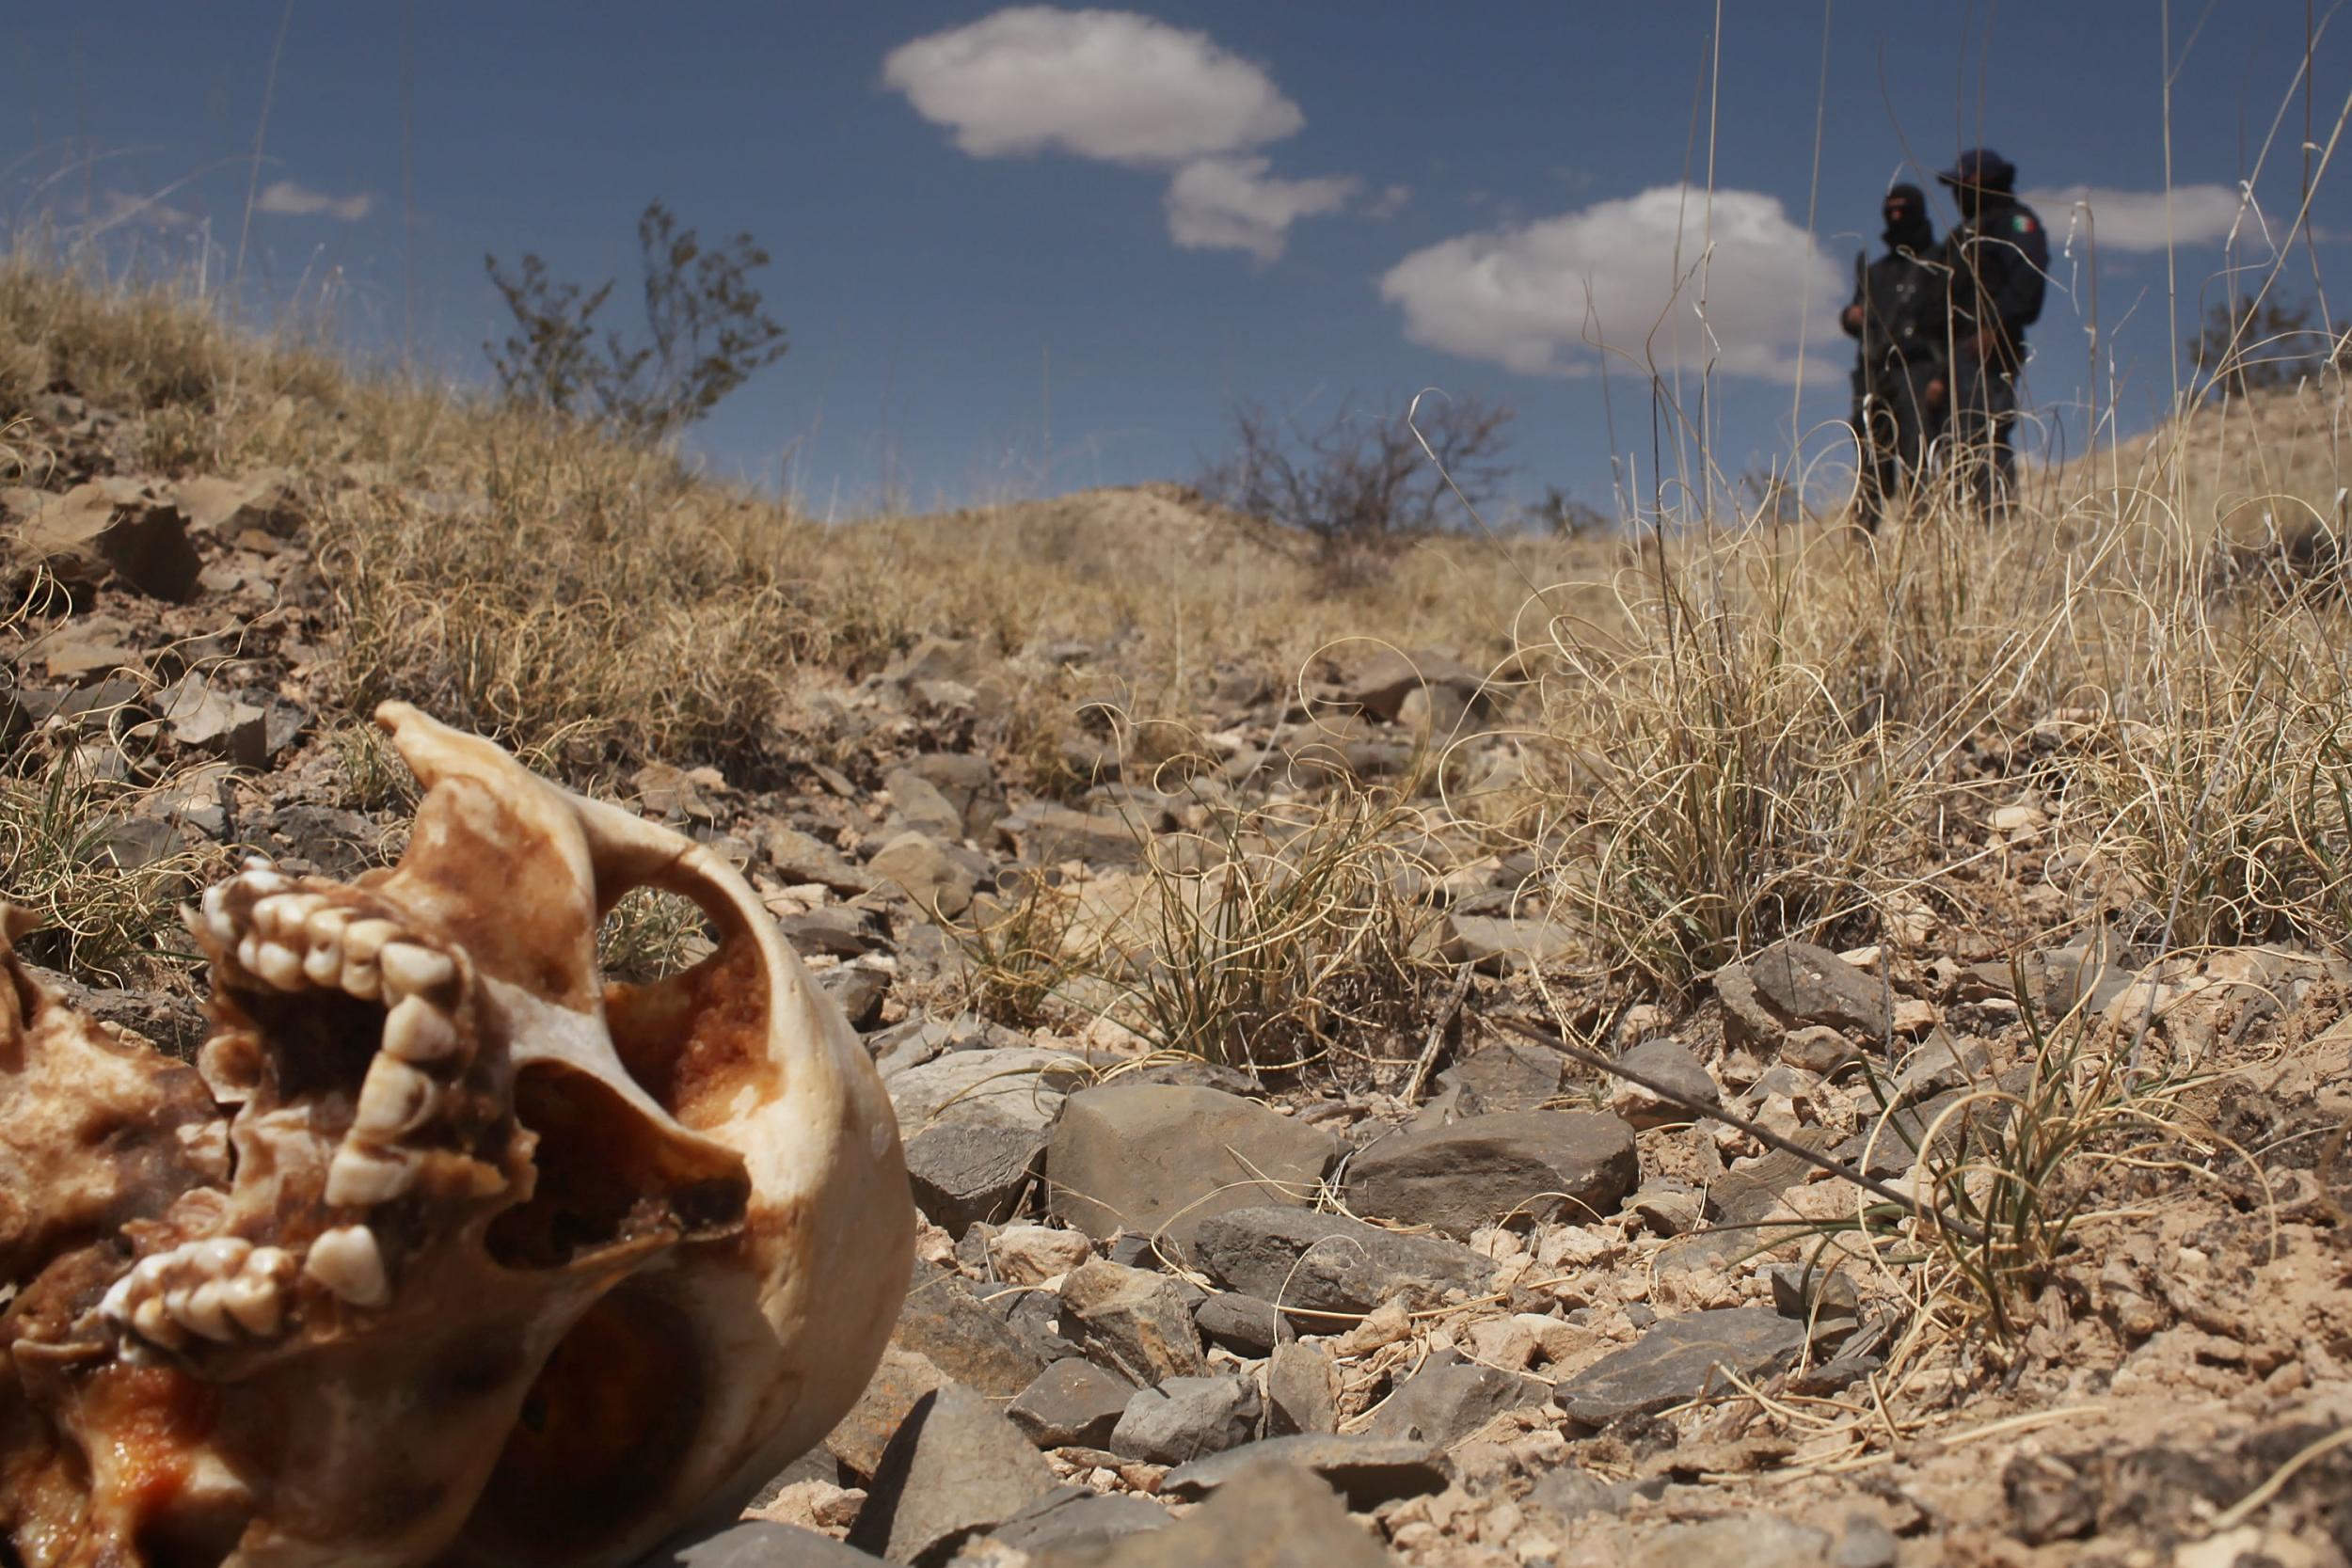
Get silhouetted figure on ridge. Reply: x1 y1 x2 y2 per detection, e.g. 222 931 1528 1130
1938 149 2048 515
1840 182 1947 529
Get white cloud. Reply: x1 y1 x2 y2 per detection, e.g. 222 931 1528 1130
254 180 374 222
2020 182 2245 252
1379 185 1844 384
94 191 198 231
1361 183 1412 221
882 8 1300 166
1164 156 1355 262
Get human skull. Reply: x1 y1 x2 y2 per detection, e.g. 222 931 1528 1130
0 703 913 1567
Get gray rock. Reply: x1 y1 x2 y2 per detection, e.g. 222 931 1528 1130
1058 1259 1209 1386
1024 1463 1389 1566
1781 1024 1861 1074
1892 1030 1988 1105
1717 940 1890 1050
635 1519 880 1566
1264 1341 1339 1437
1434 1040 1564 1115
1631 1514 1835 1568
1364 1356 1549 1449
1108 1375 1261 1465
867 831 978 918
905 1115 1046 1237
883 767 967 841
1194 1291 1284 1356
897 1260 1053 1397
780 906 883 959
825 1346 944 1480
11 482 201 601
1009 1359 1136 1449
1606 1038 1720 1130
1189 1207 1497 1316
1553 1308 1808 1426
1444 912 1576 973
1045 1085 1336 1244
888 1047 1089 1137
868 1013 1026 1079
997 802 1147 867
1344 1111 1638 1239
985 1487 1171 1557
1343 646 1486 723
762 824 874 895
900 751 1005 841
1835 1513 1899 1568
849 1384 1058 1564
818 963 889 1030
1160 1434 1447 1510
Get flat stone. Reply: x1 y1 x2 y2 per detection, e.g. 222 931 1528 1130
883 766 967 840
1434 1040 1564 1115
1553 1308 1808 1426
1343 646 1486 722
1160 1434 1447 1509
634 1519 879 1566
778 905 882 959
817 963 888 1030
1606 1038 1721 1130
867 830 977 918
986 1486 1171 1557
761 823 873 895
848 1383 1058 1564
905 1114 1046 1237
823 1345 942 1479
1045 1084 1335 1244
1189 1207 1497 1318
996 801 1148 867
1195 1291 1284 1355
1631 1513 1835 1568
1717 940 1891 1050
11 482 201 600
1021 1463 1391 1566
1445 912 1576 972
1108 1375 1261 1465
1344 1111 1638 1238
988 1224 1095 1286
1009 1358 1136 1449
1263 1341 1339 1436
1058 1259 1209 1385
901 751 1005 841
888 1047 1089 1137
895 1259 1053 1397
1364 1356 1549 1449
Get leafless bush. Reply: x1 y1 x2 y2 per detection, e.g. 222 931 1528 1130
1199 391 1514 555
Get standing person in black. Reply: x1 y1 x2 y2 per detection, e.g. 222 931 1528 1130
1840 183 1947 529
1938 149 2048 515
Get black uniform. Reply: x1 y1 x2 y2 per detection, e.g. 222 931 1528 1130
1938 150 2048 511
1843 184 1946 527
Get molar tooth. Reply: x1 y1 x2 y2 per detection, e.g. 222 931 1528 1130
304 1226 390 1307
253 941 307 991
325 1145 419 1207
252 892 323 942
381 994 461 1063
238 868 292 899
131 1294 191 1350
200 885 236 945
303 941 343 987
379 942 457 1004
191 1237 252 1276
219 1271 285 1337
342 918 400 965
353 1056 437 1138
168 1282 237 1343
235 933 266 975
196 1031 264 1103
341 959 382 1002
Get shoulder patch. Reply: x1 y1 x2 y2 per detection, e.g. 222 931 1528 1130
2012 214 2038 233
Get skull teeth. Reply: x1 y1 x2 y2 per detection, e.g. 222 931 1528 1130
381 994 462 1063
352 1055 439 1138
325 1144 421 1207
305 1226 390 1307
380 942 457 1004
100 1236 295 1354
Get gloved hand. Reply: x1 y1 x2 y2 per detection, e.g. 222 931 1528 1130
1840 303 1865 336
1924 377 1947 413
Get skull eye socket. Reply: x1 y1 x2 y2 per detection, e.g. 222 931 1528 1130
596 889 710 985
483 1065 748 1272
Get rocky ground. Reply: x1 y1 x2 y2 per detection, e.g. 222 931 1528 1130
4 375 2350 1568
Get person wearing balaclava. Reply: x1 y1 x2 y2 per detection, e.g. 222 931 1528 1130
1937 149 2048 515
1839 183 1947 529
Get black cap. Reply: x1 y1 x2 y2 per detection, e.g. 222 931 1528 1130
1938 149 2016 191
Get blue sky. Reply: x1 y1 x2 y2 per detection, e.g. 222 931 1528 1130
8 3 2348 516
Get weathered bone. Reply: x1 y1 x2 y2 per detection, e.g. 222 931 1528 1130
0 704 913 1568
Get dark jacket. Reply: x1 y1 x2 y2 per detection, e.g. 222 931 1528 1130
1846 246 1947 395
1945 196 2049 369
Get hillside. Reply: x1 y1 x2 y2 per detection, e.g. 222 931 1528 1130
4 263 2351 1567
